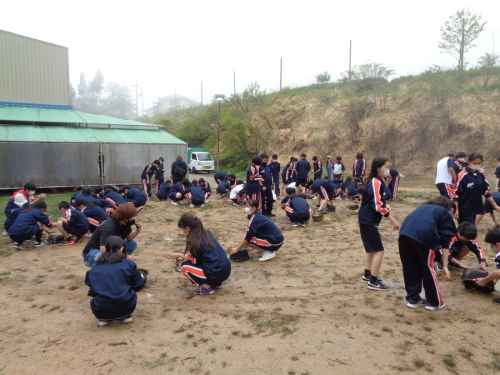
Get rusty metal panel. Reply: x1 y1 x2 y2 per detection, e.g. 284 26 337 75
0 30 70 106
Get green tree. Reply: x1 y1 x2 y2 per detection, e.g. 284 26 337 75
477 53 499 87
340 62 394 92
315 71 331 84
439 8 486 70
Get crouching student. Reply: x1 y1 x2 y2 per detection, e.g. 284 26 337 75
82 203 141 267
170 213 231 295
169 179 191 205
283 193 311 227
216 177 231 197
85 236 145 326
186 179 211 207
74 199 108 234
230 181 246 206
7 200 52 250
53 201 89 246
99 188 127 216
4 183 45 218
229 199 284 262
399 196 457 310
122 185 147 208
345 176 359 200
198 178 211 192
474 227 500 305
156 180 173 201
332 177 343 199
311 177 335 214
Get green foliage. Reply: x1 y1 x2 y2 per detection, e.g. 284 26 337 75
315 71 331 84
477 53 499 87
439 8 486 70
340 62 394 92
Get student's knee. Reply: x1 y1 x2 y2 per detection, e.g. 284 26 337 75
176 193 182 199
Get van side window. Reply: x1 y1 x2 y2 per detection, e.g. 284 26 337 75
192 154 197 160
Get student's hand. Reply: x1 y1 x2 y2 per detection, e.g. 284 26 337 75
442 268 451 281
126 254 134 261
135 223 142 231
170 253 185 262
392 223 400 230
479 261 488 271
262 187 267 191
473 277 487 287
454 210 459 219
228 247 240 255
38 193 46 200
386 204 391 212
495 206 500 215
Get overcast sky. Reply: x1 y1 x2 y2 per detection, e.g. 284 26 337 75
2 0 500 115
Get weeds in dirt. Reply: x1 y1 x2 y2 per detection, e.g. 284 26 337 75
246 312 299 337
414 359 425 368
48 305 60 312
458 347 473 357
443 355 456 366
69 286 79 290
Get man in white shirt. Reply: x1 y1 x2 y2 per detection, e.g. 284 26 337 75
435 151 458 198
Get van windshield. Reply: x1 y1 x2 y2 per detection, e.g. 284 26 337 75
198 153 213 161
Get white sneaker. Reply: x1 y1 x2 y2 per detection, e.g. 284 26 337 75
190 204 195 208
34 241 48 247
85 233 92 237
122 317 133 324
171 201 179 206
425 304 445 311
258 251 276 262
312 196 317 200
99 320 110 327
201 204 205 207
13 244 25 250
178 201 185 205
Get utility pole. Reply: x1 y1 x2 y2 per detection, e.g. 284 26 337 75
141 82 144 117
132 80 140 117
349 40 352 80
280 58 282 90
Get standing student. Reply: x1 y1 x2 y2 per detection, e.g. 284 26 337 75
122 185 147 208
53 201 90 245
7 200 52 250
358 157 400 291
325 154 334 181
283 193 311 227
82 203 141 267
280 157 294 197
352 153 366 181
171 155 188 184
333 156 345 182
85 236 144 326
261 153 275 217
155 157 165 193
387 168 400 201
246 155 265 212
453 152 500 224
312 156 323 181
141 160 160 199
398 196 456 310
294 153 311 194
156 180 173 201
495 157 500 192
457 152 467 170
229 199 284 262
435 151 458 198
170 213 231 295
186 179 211 207
74 199 108 233
270 154 281 199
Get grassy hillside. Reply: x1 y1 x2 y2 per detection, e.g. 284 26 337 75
152 67 500 177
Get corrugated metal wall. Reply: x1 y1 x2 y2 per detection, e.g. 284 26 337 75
0 30 70 106
0 142 187 189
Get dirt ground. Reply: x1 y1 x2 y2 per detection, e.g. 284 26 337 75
1 180 500 375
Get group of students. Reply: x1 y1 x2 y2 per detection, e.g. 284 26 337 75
141 156 189 199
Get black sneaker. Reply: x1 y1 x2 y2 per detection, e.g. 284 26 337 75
367 280 390 291
229 249 250 262
361 275 370 282
493 298 500 305
74 235 86 244
407 298 427 308
58 239 75 246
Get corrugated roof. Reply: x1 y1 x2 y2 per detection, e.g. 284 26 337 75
0 125 186 144
0 105 155 127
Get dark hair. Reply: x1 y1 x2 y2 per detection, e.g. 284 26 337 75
336 156 342 161
178 213 214 258
289 157 294 161
292 157 298 162
355 177 361 182
21 200 47 213
457 152 466 158
468 152 483 162
181 179 191 188
223 176 230 182
123 185 133 191
161 181 171 186
333 177 340 183
198 178 205 184
153 159 161 165
260 153 269 159
159 157 164 162
357 185 367 195
366 157 388 183
345 176 352 183
457 221 477 240
252 155 262 165
24 183 36 190
228 174 236 180
247 199 259 209
103 184 118 192
176 155 183 160
323 175 329 180
191 179 199 186
96 236 126 264
272 154 278 159
75 198 87 207
485 227 500 244
356 153 363 159
236 180 244 185
58 201 71 210
111 203 137 226
300 153 306 158
104 188 114 196
424 196 452 210
82 185 91 195
497 157 500 162
312 156 318 161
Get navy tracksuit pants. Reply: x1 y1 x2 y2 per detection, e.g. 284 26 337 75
398 235 444 307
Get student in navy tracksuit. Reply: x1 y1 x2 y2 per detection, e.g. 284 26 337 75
72 186 100 206
311 177 335 214
294 153 311 194
85 236 144 326
474 228 500 305
198 178 211 193
475 191 500 226
186 180 211 207
270 154 281 198
457 152 467 170
387 168 400 201
283 193 311 227
156 180 173 201
54 201 90 245
170 213 231 295
169 179 191 205
229 199 284 262
123 186 147 207
352 153 366 181
280 157 295 197
399 196 456 310
155 157 165 193
453 152 500 224
74 199 108 233
246 155 265 213
345 176 359 199
358 157 400 291
495 156 500 192
312 156 323 181
141 160 160 198
7 200 52 249
260 153 275 217
4 183 45 218
4 205 26 233
332 178 343 199
99 189 127 216
214 173 235 186
216 177 232 196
